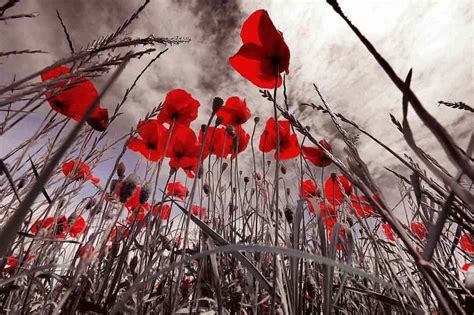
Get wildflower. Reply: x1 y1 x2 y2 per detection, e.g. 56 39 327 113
301 179 318 198
153 204 172 220
191 205 206 218
216 96 251 126
229 10 290 88
40 66 109 131
460 233 474 253
382 223 395 242
200 126 231 158
259 117 299 160
3 256 17 273
62 160 100 184
324 174 353 206
302 139 333 167
350 195 375 218
127 119 169 162
166 182 188 200
231 126 250 158
166 125 201 178
126 207 147 225
157 89 200 127
31 215 68 238
67 214 87 237
410 222 427 241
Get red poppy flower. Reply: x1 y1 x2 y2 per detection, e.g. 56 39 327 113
31 216 68 238
191 205 206 218
259 117 299 160
462 263 471 272
62 160 100 184
216 97 251 126
167 125 201 178
128 119 169 162
229 10 290 88
350 195 375 218
410 222 427 241
67 215 87 238
231 126 250 158
153 204 172 220
382 223 395 241
200 127 232 158
324 174 353 206
302 140 332 167
301 179 318 198
3 256 17 273
167 182 188 200
41 66 109 131
460 233 474 253
126 207 147 226
157 89 200 127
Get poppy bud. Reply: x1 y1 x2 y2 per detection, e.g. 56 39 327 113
221 162 228 172
267 160 271 167
17 177 26 189
139 182 151 204
203 183 210 195
215 116 223 126
284 207 293 223
244 176 249 183
197 165 204 179
286 188 291 196
254 116 260 124
232 187 237 194
330 173 337 181
117 162 126 178
119 174 139 203
110 179 119 192
226 125 235 137
280 166 286 175
200 124 207 133
255 172 262 180
212 97 224 113
85 197 96 210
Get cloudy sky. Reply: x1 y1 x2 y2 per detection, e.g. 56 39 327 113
1 0 472 203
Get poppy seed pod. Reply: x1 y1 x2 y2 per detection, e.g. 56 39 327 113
203 183 210 195
85 197 96 210
221 162 228 172
280 166 286 175
200 124 207 133
244 176 249 183
117 162 126 178
284 206 293 224
254 116 260 124
226 125 236 137
17 177 26 189
215 116 223 126
139 182 151 204
119 174 139 203
286 188 291 196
